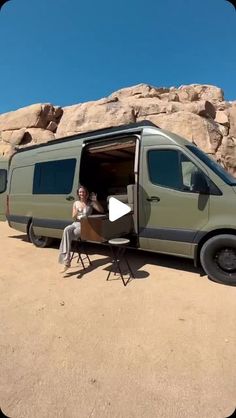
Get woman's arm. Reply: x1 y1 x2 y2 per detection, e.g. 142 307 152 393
72 202 78 220
92 201 104 213
91 193 104 213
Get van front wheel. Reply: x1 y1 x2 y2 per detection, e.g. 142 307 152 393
28 223 52 248
200 234 236 286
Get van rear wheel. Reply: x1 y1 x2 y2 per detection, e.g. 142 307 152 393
200 234 236 286
28 223 52 248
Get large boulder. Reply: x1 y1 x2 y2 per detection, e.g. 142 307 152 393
217 136 236 176
0 83 235 174
0 142 13 157
17 128 55 146
1 128 26 146
0 104 61 156
132 99 216 119
138 111 223 153
108 83 169 101
215 110 229 126
0 103 62 131
56 99 135 138
176 84 224 103
229 103 236 137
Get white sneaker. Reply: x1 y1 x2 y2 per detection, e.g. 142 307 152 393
62 264 70 273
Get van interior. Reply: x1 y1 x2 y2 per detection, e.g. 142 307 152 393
79 135 138 243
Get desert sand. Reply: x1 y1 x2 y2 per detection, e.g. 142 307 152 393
0 222 236 418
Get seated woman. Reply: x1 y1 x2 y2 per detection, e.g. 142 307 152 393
58 185 104 272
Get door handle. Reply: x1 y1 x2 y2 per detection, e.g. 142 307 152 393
66 195 75 201
146 196 160 202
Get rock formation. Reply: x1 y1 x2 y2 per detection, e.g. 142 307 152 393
1 83 236 174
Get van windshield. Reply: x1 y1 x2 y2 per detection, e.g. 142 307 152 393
186 145 236 186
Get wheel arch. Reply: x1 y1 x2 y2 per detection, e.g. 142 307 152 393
195 228 236 266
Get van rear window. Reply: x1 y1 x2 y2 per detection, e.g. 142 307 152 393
33 159 76 194
0 169 7 193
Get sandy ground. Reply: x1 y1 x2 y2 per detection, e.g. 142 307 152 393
0 222 236 418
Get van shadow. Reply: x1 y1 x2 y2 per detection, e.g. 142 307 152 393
8 235 204 283
125 248 204 281
132 248 205 279
64 242 204 283
8 234 29 242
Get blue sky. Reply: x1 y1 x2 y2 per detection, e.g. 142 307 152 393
0 0 235 113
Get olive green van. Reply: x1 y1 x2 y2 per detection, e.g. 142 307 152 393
0 157 8 221
3 121 236 286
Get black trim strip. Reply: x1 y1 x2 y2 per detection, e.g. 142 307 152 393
8 215 207 243
139 227 206 243
7 215 71 230
33 218 71 230
7 215 30 224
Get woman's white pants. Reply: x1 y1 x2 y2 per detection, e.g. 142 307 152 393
58 222 81 265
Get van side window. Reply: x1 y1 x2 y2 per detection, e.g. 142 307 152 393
148 149 208 193
148 150 182 190
33 159 76 194
0 169 7 193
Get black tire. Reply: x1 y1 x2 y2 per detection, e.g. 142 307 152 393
200 234 236 286
28 223 53 248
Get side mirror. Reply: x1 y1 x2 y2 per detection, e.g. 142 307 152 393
191 171 209 194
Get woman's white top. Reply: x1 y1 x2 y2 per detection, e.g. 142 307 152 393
73 201 93 221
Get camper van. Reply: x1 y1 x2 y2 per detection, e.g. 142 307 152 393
0 157 8 221
2 121 236 286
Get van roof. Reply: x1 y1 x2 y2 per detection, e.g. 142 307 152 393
15 120 159 154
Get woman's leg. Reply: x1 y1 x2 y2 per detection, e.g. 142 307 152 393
58 222 81 266
73 224 81 239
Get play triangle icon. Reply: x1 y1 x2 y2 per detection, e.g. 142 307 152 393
109 197 131 222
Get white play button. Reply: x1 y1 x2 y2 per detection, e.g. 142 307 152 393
108 197 131 222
